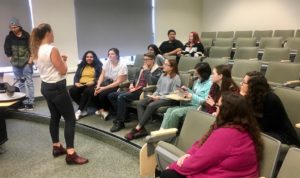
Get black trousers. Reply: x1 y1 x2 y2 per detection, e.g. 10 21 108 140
0 117 7 145
41 79 75 148
160 169 185 178
92 87 118 111
69 85 94 111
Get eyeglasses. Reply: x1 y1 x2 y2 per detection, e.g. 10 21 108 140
240 80 248 85
163 63 171 67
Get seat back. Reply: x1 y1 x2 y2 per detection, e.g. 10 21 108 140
231 60 262 79
217 31 234 38
259 133 281 178
294 51 300 63
265 62 300 86
235 37 257 47
259 37 283 49
134 54 144 68
214 38 234 47
178 56 201 72
179 73 193 88
209 46 232 58
234 30 253 40
273 29 295 42
277 147 300 178
274 87 300 140
296 29 300 38
201 31 217 39
285 38 300 51
253 30 273 41
175 110 215 152
262 48 290 62
203 57 229 70
233 47 258 60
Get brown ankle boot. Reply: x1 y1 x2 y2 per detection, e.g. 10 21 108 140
52 144 67 157
66 152 89 165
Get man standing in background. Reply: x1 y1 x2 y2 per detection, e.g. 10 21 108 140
4 17 34 110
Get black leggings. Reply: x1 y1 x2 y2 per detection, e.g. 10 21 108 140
41 80 75 148
160 169 185 178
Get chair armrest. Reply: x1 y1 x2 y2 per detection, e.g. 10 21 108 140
280 59 291 63
143 85 157 92
146 128 178 143
249 58 259 61
295 123 300 128
119 81 130 88
283 80 300 88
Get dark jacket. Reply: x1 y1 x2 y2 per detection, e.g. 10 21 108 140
132 63 162 86
73 59 103 85
257 92 300 146
4 29 30 67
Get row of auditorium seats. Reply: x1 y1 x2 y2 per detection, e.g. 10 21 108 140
201 30 300 41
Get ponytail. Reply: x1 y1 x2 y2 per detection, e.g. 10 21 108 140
30 23 52 59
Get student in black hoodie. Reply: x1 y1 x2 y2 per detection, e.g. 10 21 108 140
4 18 34 110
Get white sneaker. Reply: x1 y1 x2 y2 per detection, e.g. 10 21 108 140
101 111 109 120
81 110 88 117
95 110 102 115
75 110 81 120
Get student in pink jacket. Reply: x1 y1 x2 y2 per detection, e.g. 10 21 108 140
160 92 263 178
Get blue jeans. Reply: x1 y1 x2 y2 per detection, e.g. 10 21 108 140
12 64 34 105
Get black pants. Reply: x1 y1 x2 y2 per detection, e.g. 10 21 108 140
41 80 75 148
69 85 94 111
160 169 185 178
0 117 7 145
92 87 118 111
108 90 142 122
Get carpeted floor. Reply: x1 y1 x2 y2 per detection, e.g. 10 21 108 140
0 119 143 178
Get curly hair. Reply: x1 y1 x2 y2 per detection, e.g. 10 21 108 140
244 71 271 117
199 92 263 162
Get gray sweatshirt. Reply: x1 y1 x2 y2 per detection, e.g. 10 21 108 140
153 74 181 99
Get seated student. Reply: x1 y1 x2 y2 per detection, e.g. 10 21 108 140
179 32 205 57
147 44 165 67
93 48 127 120
159 29 184 59
124 59 181 140
160 62 212 129
203 64 239 114
160 92 262 178
108 53 162 132
240 71 300 146
69 50 102 120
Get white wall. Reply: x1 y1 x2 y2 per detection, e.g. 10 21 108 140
155 0 203 45
201 0 300 32
30 0 79 68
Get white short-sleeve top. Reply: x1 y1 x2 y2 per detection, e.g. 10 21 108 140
103 59 128 81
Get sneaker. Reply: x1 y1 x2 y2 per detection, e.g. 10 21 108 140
17 104 26 111
110 121 125 132
80 110 88 117
75 110 81 120
101 111 109 120
95 110 101 115
25 104 34 111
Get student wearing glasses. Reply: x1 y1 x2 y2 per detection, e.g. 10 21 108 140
124 59 181 140
240 71 300 146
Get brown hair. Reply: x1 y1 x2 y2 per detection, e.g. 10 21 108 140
30 23 52 59
199 92 263 162
144 52 155 60
164 59 178 78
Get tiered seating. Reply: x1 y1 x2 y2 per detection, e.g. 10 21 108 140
261 48 290 62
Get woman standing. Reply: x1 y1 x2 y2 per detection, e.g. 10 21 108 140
69 50 102 120
30 23 88 165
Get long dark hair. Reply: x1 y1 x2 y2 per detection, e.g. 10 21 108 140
79 50 102 67
215 64 238 92
245 71 271 117
194 62 211 83
30 23 52 59
200 92 263 162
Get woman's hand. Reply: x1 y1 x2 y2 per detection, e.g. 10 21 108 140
206 95 215 106
176 154 190 167
94 87 105 96
85 81 94 87
75 83 84 88
129 83 134 90
183 91 192 99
